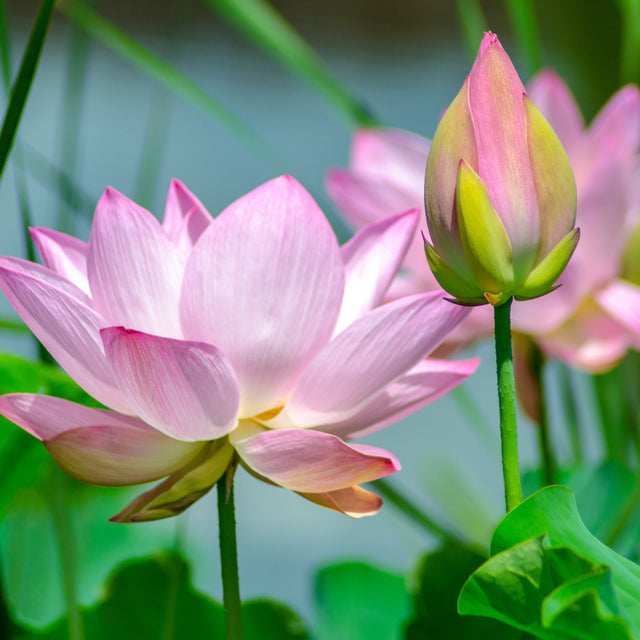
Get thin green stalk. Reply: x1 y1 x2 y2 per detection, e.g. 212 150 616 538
61 0 279 165
57 0 93 234
503 0 543 75
454 0 488 60
494 298 523 512
200 0 377 128
618 0 640 84
48 468 84 640
217 469 243 640
558 364 583 464
530 345 557 485
0 0 56 183
371 478 464 545
593 370 627 463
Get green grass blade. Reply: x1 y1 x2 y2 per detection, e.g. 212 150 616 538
0 0 56 184
617 0 640 84
60 0 279 164
22 143 96 217
57 0 93 234
201 0 377 127
504 0 543 75
0 0 12 89
454 0 488 61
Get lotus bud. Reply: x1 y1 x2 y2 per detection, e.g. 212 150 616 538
424 32 579 306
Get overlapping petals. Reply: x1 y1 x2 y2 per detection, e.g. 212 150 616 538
326 70 640 373
0 175 475 520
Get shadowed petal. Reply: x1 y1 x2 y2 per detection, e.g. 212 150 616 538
110 440 234 522
30 228 90 295
335 209 419 334
181 175 344 417
270 292 469 428
102 327 240 442
0 394 202 486
87 187 186 338
0 258 131 413
230 422 399 493
297 485 383 518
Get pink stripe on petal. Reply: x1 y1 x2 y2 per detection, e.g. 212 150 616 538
274 293 469 428
230 427 399 493
0 259 131 413
181 175 344 417
296 486 384 518
102 327 240 442
335 209 419 334
87 187 186 338
318 358 480 439
469 40 539 261
30 228 90 295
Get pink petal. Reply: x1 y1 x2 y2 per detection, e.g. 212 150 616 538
335 209 419 334
87 187 186 338
180 175 344 417
162 179 213 249
102 327 240 441
470 34 539 265
30 228 90 295
319 357 480 439
526 69 584 150
326 169 422 227
296 485 383 518
230 424 399 492
270 292 470 428
537 297 630 371
587 85 640 158
0 258 131 413
0 394 202 486
597 280 640 347
350 128 431 193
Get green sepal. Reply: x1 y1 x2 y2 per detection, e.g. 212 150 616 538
456 160 514 293
515 227 580 300
424 239 485 302
109 440 234 523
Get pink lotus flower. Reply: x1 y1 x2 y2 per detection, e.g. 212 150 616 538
327 70 640 371
0 176 476 521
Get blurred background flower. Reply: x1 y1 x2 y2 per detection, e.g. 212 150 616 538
0 0 638 633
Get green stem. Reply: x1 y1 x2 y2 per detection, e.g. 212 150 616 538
371 479 464 545
494 299 523 512
530 346 557 485
454 0 488 60
217 469 243 640
504 0 543 75
57 0 93 235
0 0 55 183
558 365 583 464
49 468 84 640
